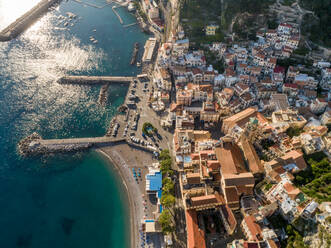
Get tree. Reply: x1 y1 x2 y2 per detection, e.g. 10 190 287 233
160 159 172 173
159 149 171 161
158 209 174 234
161 194 175 208
286 126 303 138
162 178 174 194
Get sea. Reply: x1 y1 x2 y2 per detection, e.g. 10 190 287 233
0 0 149 247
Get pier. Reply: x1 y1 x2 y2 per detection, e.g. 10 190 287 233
58 75 134 85
18 133 158 156
123 22 138 28
18 133 126 156
0 0 62 42
112 6 123 24
72 0 112 9
98 84 110 106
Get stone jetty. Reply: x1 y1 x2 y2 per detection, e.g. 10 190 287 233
0 0 62 42
18 134 125 156
57 75 134 85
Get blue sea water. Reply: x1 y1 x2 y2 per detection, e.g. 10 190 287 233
0 0 149 247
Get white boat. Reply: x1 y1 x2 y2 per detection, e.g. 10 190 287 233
128 3 136 12
93 40 98 44
136 62 141 67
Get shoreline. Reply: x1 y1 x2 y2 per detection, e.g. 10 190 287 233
96 147 142 248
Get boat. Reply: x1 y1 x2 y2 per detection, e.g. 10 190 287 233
64 22 68 27
93 40 98 44
128 2 136 12
136 62 141 67
130 42 139 65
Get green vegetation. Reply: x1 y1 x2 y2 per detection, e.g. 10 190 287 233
265 183 273 191
162 177 174 194
157 149 176 234
268 215 308 248
220 0 274 30
300 0 331 47
286 126 303 138
180 0 223 46
142 122 157 136
204 49 225 73
133 0 147 21
318 226 331 247
180 0 274 45
281 0 296 6
160 194 175 208
261 138 275 150
159 149 171 161
294 152 331 203
267 18 279 29
293 47 310 56
327 124 331 132
158 209 174 234
285 224 308 248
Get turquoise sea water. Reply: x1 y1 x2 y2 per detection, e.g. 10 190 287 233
0 0 149 247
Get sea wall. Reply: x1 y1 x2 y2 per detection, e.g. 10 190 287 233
0 0 62 42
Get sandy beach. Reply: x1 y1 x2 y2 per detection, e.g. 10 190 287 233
96 143 158 248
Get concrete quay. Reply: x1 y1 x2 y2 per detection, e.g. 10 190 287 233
57 75 134 85
0 0 62 42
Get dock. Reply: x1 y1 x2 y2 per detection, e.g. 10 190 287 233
58 75 134 85
112 6 123 24
123 22 138 28
98 84 110 106
72 0 112 9
18 133 126 156
0 0 62 42
18 133 157 156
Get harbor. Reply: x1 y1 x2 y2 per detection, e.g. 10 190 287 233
0 0 155 247
18 62 165 160
0 0 62 41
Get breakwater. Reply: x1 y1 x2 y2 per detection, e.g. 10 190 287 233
130 42 139 65
98 84 110 106
58 75 134 84
112 6 123 25
72 0 112 9
18 133 126 156
0 0 62 42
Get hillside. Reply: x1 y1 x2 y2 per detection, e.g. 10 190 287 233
180 0 275 45
300 0 331 47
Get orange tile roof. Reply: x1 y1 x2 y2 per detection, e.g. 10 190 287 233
241 139 264 174
215 142 247 174
225 187 239 203
187 173 201 184
220 204 237 234
283 182 301 200
207 160 220 171
243 215 262 241
186 210 206 248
